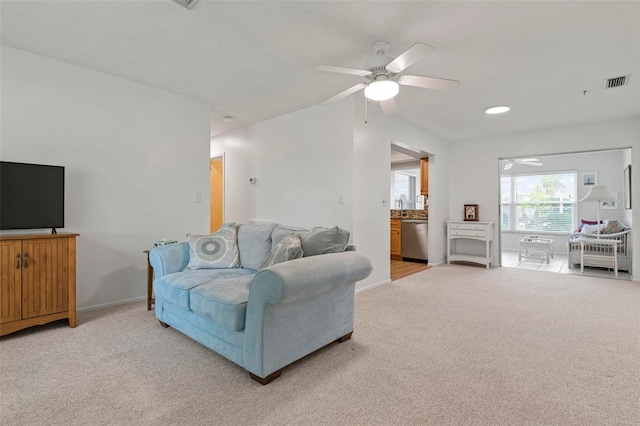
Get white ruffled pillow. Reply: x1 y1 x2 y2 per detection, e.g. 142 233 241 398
581 223 606 234
260 234 303 270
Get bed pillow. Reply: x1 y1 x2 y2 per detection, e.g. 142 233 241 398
187 226 240 270
260 233 303 270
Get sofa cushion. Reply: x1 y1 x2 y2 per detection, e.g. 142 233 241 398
190 275 255 331
272 224 308 246
260 233 304 270
299 226 350 257
154 269 254 310
237 223 277 270
187 226 240 270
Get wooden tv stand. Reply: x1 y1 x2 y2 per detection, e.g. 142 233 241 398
0 233 79 336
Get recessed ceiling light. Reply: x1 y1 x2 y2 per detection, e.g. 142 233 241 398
223 116 235 122
485 105 510 115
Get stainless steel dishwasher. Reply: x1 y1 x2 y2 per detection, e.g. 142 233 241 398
401 219 428 262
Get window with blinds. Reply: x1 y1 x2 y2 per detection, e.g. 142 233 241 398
392 171 416 210
501 171 577 232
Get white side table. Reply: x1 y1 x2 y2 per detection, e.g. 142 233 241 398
518 237 554 263
580 238 620 276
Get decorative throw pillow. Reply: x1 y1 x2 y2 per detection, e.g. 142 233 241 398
581 224 605 235
187 226 240 270
603 220 624 234
299 226 350 257
260 233 303 270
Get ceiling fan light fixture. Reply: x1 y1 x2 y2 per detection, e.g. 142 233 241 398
485 105 511 115
364 80 399 101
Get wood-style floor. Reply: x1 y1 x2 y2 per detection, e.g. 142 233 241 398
390 259 428 281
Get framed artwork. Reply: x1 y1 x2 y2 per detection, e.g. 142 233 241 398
624 165 632 209
464 204 479 221
581 171 598 187
601 193 618 210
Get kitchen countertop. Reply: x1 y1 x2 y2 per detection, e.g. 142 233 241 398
390 209 428 220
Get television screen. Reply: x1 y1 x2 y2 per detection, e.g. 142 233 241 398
0 161 65 231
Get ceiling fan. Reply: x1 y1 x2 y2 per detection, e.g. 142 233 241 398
503 158 544 170
316 41 460 115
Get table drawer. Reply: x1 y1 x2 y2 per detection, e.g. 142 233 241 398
450 229 486 238
449 224 486 231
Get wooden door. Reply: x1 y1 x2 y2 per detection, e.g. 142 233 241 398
0 240 22 324
210 157 224 232
21 238 68 319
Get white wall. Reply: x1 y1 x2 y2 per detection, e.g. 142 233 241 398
211 98 452 291
449 117 639 279
1 47 212 309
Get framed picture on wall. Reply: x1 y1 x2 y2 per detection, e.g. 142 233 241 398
601 193 619 210
624 165 632 209
581 171 598 187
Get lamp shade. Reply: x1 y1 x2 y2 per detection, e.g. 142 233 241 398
364 80 399 101
579 185 618 202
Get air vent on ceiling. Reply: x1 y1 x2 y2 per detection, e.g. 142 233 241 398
604 75 629 89
172 0 199 10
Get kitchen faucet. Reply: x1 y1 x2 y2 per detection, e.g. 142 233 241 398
397 199 404 216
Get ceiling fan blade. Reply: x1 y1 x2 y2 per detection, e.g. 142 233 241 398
320 83 367 105
398 74 460 90
316 65 372 77
379 97 397 115
385 43 435 74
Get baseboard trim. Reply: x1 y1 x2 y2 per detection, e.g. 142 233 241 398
77 296 146 314
355 279 391 295
428 260 445 267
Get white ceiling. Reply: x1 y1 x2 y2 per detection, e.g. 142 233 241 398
2 1 638 141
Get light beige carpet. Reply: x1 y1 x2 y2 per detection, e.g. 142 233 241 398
1 265 639 425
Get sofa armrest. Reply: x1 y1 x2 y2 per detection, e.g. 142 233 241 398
250 251 372 305
149 242 190 279
243 251 372 377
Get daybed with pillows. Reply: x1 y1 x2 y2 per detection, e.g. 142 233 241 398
149 223 373 384
567 219 632 272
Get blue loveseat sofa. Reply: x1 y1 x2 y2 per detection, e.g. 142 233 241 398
149 223 372 384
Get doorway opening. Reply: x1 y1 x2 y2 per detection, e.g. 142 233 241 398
498 148 632 280
390 142 430 281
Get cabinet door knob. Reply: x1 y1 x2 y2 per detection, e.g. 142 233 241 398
16 253 21 269
23 252 29 268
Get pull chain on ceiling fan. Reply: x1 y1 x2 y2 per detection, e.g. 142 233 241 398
316 41 460 115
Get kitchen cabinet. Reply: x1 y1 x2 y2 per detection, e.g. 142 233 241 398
0 233 78 336
420 158 429 197
390 219 402 260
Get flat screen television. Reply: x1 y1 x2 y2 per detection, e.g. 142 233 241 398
0 161 65 232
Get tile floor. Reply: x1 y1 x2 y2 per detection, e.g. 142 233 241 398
501 250 631 280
